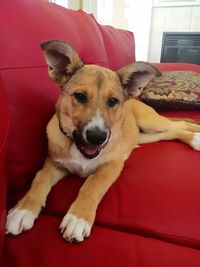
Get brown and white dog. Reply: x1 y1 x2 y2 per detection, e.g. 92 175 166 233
6 40 200 243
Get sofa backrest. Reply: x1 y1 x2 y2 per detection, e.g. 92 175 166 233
98 24 135 70
1 1 107 69
0 77 9 257
0 0 135 195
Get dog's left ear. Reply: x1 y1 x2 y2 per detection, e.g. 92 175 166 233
40 40 83 87
117 62 162 99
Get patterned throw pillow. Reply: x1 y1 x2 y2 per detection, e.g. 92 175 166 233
140 71 200 110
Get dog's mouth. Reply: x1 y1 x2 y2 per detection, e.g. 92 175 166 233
72 130 108 159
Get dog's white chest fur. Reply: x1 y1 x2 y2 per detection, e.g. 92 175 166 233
54 143 102 177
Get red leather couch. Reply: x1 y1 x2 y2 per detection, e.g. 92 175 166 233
1 1 200 266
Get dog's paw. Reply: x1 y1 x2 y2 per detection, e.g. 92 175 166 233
60 213 91 243
6 208 37 235
191 133 200 151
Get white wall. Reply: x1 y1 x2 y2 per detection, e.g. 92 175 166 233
96 0 128 30
127 0 153 61
148 5 200 62
96 0 153 61
68 0 79 10
53 0 68 8
83 0 97 17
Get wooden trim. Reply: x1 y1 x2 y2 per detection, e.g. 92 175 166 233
79 0 83 9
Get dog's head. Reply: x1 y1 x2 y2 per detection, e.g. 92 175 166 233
41 40 161 159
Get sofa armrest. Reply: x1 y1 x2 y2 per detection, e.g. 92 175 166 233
0 75 9 259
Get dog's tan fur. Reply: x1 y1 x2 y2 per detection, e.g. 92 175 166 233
6 40 200 242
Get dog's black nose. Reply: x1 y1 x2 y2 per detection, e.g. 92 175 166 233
86 127 108 145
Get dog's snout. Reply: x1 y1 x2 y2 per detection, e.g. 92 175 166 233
86 127 108 145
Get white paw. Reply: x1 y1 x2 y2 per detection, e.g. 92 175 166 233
191 133 200 151
6 208 37 235
60 213 91 243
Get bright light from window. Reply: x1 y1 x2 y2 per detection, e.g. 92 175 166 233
54 0 68 8
97 0 113 25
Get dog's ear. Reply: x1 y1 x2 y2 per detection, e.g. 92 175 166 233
40 40 83 87
117 62 162 99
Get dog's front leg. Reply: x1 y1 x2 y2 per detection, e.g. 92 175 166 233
60 159 124 243
6 158 67 235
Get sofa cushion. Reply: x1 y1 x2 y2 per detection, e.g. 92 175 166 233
0 76 9 257
1 68 58 192
140 71 200 110
33 111 200 249
155 63 200 73
3 214 200 267
1 0 108 69
97 24 135 70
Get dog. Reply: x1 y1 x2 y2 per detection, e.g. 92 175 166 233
6 40 200 243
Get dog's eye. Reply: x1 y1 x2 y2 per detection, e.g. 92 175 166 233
73 92 87 104
107 97 119 108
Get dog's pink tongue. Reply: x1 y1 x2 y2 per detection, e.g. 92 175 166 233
82 144 99 155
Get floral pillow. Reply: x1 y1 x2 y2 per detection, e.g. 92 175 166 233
140 71 200 110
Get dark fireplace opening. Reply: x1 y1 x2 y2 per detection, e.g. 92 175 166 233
160 32 200 65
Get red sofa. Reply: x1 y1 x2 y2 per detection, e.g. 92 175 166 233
1 1 200 266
